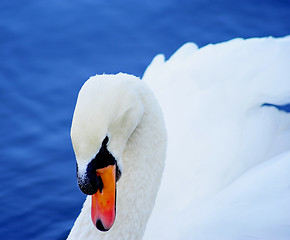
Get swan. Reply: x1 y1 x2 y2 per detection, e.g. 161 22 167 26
68 36 290 240
68 73 167 240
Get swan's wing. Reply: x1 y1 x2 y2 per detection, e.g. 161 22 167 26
180 151 290 240
143 36 290 239
142 42 198 100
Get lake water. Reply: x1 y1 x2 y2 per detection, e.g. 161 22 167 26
0 0 289 239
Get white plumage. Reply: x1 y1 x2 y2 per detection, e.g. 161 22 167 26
68 36 290 240
143 36 290 240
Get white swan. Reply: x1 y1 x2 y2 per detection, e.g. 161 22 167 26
68 73 167 240
68 36 290 240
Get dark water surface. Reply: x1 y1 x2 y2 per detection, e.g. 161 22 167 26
0 0 289 239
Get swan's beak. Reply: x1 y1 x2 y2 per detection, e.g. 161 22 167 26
91 164 116 231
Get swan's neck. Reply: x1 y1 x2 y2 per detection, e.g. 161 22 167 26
68 83 167 240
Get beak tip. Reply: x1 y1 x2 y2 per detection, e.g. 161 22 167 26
96 219 110 232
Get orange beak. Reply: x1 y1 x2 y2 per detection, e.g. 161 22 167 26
91 165 116 231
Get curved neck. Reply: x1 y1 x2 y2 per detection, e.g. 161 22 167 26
68 82 167 240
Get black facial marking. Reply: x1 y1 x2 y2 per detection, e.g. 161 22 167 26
88 136 115 170
77 136 121 195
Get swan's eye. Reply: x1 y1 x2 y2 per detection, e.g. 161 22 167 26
116 165 122 182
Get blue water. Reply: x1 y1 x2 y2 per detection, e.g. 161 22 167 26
0 0 289 239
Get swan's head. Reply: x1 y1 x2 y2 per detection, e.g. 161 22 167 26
71 73 144 231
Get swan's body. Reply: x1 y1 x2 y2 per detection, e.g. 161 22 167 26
143 36 290 239
68 74 166 240
68 36 290 240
